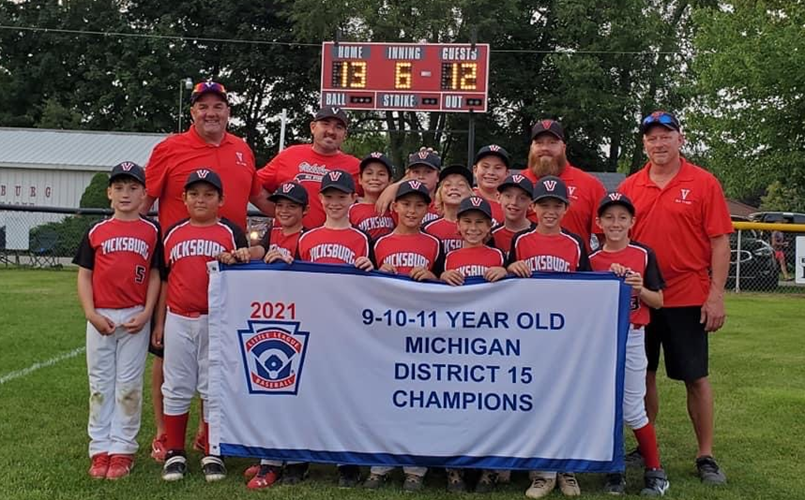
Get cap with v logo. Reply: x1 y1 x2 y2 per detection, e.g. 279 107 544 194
269 181 309 206
597 191 635 216
319 169 356 193
395 179 432 204
532 175 569 204
497 173 534 197
109 161 146 186
184 168 224 193
457 195 493 219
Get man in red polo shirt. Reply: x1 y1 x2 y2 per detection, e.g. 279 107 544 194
522 119 605 250
619 110 731 485
254 107 361 229
142 81 271 230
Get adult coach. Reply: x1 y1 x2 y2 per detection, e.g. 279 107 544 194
619 111 731 485
255 106 361 229
140 80 270 462
523 119 605 249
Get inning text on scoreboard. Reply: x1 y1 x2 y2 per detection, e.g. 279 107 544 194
320 42 490 112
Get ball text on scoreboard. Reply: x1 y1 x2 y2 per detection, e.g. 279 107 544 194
320 42 490 113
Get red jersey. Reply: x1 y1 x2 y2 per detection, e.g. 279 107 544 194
422 217 463 253
507 228 590 272
257 145 361 229
258 225 304 261
73 217 163 309
296 226 372 265
163 218 247 315
491 223 535 258
349 202 394 240
145 127 261 230
619 159 733 307
444 246 505 277
472 188 504 224
523 164 606 249
374 232 443 276
590 242 665 327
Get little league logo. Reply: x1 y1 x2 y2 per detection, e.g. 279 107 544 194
238 321 310 395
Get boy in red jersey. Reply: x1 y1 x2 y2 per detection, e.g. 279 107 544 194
349 152 395 239
154 169 248 483
590 193 668 496
472 145 510 224
491 174 535 258
296 170 374 273
442 196 507 287
73 162 163 480
506 175 588 499
373 179 443 283
423 164 473 253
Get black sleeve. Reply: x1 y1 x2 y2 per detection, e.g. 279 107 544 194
222 218 249 248
366 235 376 267
577 244 591 272
149 220 165 272
258 228 271 251
71 225 96 269
643 247 666 291
432 244 445 277
504 230 526 267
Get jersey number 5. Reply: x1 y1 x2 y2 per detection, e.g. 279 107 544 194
134 265 146 284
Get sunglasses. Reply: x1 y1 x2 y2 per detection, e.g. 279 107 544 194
641 111 679 129
191 81 227 97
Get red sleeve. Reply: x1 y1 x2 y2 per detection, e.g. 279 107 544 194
145 141 171 199
589 176 607 237
246 148 262 198
257 151 285 194
704 176 733 237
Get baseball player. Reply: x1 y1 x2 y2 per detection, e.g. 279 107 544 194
472 145 510 224
491 174 536 258
422 164 474 253
506 175 589 499
73 162 163 480
154 169 248 482
349 152 395 240
374 149 443 223
590 192 669 496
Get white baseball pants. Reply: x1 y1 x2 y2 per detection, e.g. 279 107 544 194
162 311 210 419
623 326 649 430
86 306 149 457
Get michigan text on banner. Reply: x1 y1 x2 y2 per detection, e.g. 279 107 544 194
207 262 631 472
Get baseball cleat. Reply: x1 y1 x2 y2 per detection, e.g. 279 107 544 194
525 473 556 499
696 456 726 485
604 472 626 495
106 454 134 480
338 465 360 488
243 463 261 480
403 473 424 492
557 472 581 496
246 464 280 489
474 470 496 493
201 455 227 483
641 468 669 496
150 434 167 463
162 454 187 481
88 453 110 480
280 463 309 485
362 472 386 489
446 469 466 493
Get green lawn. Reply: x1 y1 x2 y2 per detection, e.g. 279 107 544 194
0 269 802 500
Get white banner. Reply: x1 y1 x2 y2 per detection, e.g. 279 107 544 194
207 262 631 472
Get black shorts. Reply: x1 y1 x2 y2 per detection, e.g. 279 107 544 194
645 306 708 381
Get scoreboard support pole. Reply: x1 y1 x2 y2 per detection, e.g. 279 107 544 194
467 110 476 168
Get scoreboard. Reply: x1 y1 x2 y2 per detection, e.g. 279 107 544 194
320 42 490 113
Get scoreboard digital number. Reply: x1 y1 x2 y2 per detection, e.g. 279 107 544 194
320 42 490 113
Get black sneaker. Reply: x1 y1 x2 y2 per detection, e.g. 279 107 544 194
338 465 361 488
475 470 496 493
625 447 644 468
280 463 309 485
696 456 726 485
446 469 466 493
162 452 187 482
641 468 669 496
603 472 625 495
201 455 227 482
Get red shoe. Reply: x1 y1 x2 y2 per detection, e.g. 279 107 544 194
106 454 134 480
246 465 280 490
243 463 261 480
193 430 207 453
88 453 110 479
151 434 168 463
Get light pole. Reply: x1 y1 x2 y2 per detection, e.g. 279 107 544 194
178 77 193 132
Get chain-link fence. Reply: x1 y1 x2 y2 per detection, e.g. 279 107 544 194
0 204 270 268
730 222 805 293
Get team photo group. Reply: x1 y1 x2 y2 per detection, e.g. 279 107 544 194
73 81 733 498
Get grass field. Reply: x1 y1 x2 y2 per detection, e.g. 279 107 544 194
0 269 802 500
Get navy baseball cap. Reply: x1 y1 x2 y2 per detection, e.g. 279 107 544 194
314 106 348 127
439 164 473 186
270 182 308 206
531 119 565 141
319 169 355 193
184 168 223 194
406 150 441 171
532 175 569 204
497 173 534 198
360 152 394 176
457 196 493 220
395 179 432 204
475 144 511 168
109 161 145 186
640 110 681 135
190 81 228 104
598 192 636 216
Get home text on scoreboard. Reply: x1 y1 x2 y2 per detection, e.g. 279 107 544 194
320 42 490 113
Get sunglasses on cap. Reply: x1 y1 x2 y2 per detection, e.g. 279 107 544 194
640 111 680 133
192 81 227 94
